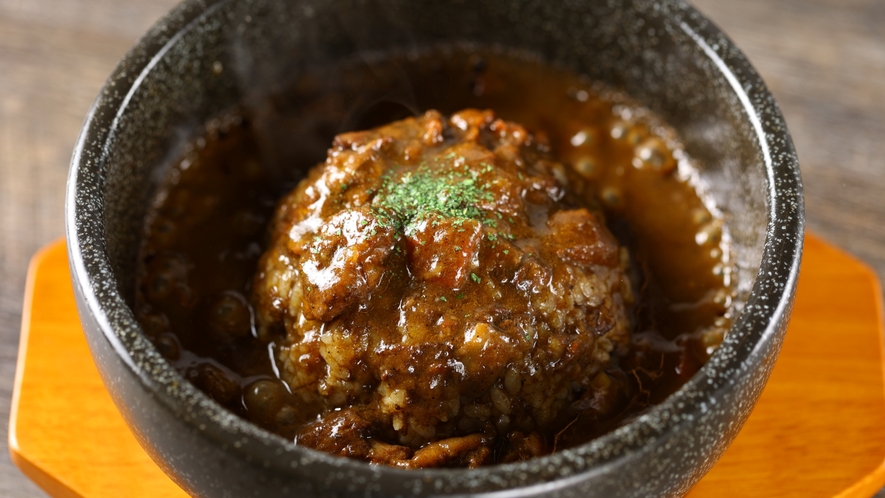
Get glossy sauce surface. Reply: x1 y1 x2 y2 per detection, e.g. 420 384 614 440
135 48 732 464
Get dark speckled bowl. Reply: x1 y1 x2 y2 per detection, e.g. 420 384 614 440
65 0 803 496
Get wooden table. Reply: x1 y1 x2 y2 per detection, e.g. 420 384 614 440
1 1 883 496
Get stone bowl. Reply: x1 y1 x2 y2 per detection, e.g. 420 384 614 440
65 0 804 496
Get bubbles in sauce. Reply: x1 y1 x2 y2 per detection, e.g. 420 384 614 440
135 47 733 459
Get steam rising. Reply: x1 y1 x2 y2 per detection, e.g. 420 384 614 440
226 0 423 189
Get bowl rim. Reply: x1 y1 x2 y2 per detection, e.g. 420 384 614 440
65 0 804 493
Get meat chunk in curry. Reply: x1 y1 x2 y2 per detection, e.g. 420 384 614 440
251 109 633 467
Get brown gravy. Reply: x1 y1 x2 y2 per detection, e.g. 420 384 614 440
135 48 732 461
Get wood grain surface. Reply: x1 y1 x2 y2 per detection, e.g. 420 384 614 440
1 1 883 496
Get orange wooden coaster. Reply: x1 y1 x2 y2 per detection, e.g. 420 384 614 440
8 233 885 498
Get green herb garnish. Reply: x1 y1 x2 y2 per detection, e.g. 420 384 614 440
372 164 494 235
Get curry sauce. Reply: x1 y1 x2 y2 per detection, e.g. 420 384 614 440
135 48 732 466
